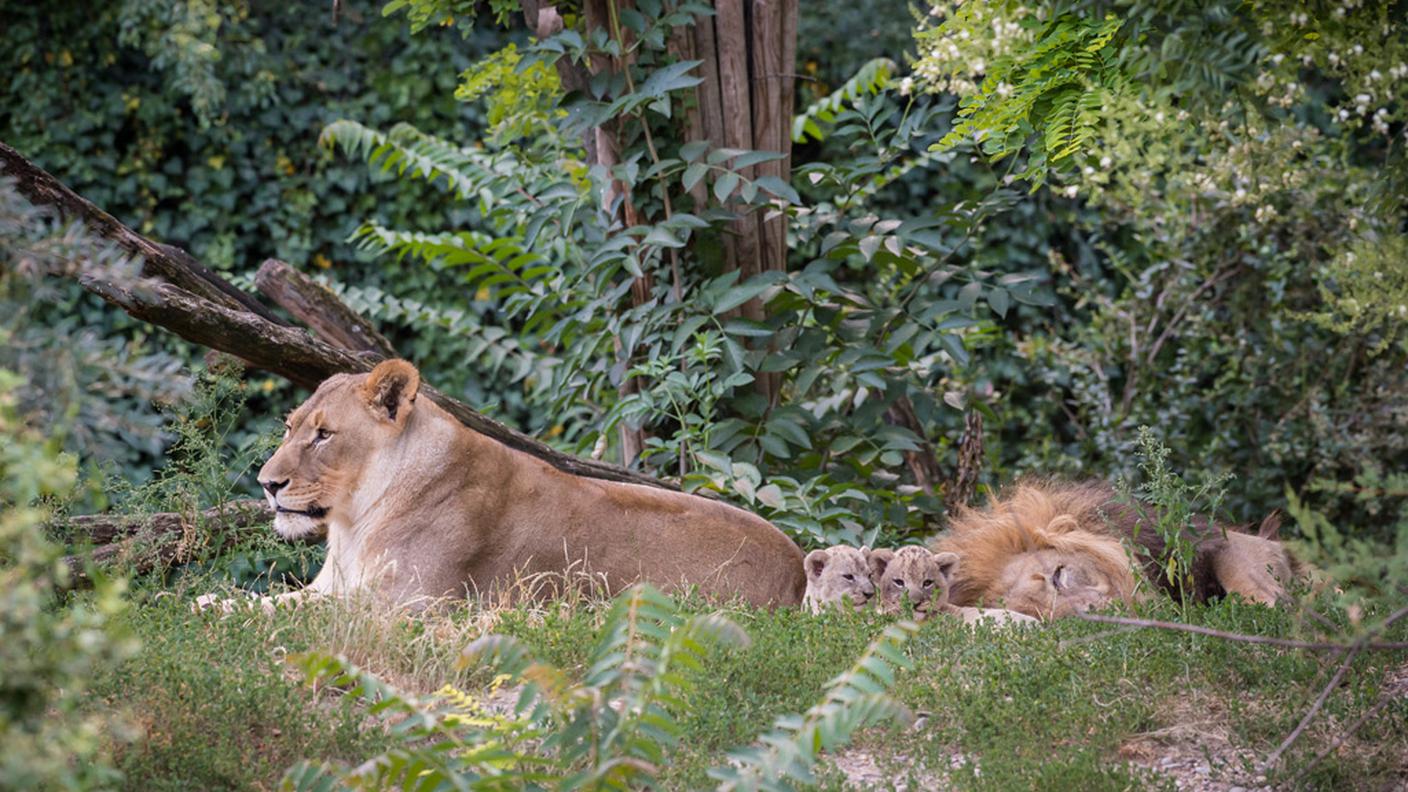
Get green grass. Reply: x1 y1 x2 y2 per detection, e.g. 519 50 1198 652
83 586 1408 791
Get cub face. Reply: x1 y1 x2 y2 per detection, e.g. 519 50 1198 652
802 545 876 614
869 546 959 619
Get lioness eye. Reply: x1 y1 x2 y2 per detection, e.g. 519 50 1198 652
315 427 333 441
893 579 905 588
842 574 855 581
923 579 934 588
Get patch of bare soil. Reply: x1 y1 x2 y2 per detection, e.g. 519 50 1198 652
827 712 969 790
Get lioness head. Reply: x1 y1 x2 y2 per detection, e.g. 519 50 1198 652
869 546 959 619
257 359 421 541
802 545 876 613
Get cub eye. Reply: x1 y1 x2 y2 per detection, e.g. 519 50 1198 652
922 579 934 588
314 427 333 442
892 578 905 588
842 573 855 581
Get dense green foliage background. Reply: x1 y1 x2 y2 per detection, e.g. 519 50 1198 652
4 0 1406 547
4 2 1407 789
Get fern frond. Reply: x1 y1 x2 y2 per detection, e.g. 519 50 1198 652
709 621 919 791
792 58 897 143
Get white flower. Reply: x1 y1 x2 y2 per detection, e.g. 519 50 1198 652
898 77 914 96
1099 156 1112 168
1063 185 1079 198
1369 69 1383 81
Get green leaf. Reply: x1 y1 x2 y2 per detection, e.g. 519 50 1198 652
987 287 1010 318
714 172 741 203
679 141 709 162
682 162 708 192
643 226 685 248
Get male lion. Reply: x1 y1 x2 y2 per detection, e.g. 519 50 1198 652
253 359 805 608
932 480 1298 620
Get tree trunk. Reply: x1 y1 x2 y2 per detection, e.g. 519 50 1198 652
519 0 800 414
693 0 798 405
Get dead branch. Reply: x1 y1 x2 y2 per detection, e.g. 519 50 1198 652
59 499 274 585
254 258 396 358
1292 684 1402 782
2 141 681 492
1263 603 1408 771
56 499 268 546
1072 611 1408 652
1263 641 1366 771
0 141 283 325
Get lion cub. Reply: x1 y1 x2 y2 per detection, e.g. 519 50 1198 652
802 545 877 613
870 546 1035 626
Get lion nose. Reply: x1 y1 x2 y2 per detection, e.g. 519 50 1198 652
260 478 289 497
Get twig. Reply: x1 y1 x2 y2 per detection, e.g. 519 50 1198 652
1262 641 1365 771
1263 603 1408 771
1058 623 1143 649
1072 611 1408 652
1292 690 1400 782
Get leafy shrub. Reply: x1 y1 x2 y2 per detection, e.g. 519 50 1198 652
0 368 137 790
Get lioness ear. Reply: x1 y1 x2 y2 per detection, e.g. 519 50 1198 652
868 548 894 579
361 359 421 427
933 551 960 582
804 549 829 581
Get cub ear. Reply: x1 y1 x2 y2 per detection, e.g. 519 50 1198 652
361 359 421 427
804 549 830 581
933 551 960 581
1257 510 1282 540
868 548 894 579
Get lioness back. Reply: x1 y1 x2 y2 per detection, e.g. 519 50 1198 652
256 359 805 608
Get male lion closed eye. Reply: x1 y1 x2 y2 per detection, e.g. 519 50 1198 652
244 359 805 608
932 480 1301 620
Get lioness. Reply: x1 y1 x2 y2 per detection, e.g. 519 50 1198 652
801 545 876 613
933 480 1299 620
254 359 805 607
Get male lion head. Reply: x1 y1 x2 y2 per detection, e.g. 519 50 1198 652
868 546 959 619
257 359 421 542
984 540 1126 620
802 545 876 613
935 483 1142 620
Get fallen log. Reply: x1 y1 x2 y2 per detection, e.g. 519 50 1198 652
0 140 679 492
254 258 396 359
0 141 284 325
59 500 274 585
